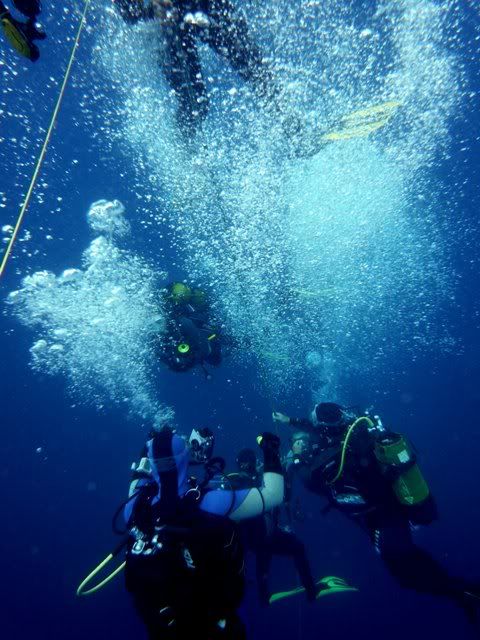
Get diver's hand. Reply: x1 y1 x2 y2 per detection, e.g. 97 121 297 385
272 411 290 424
257 432 282 473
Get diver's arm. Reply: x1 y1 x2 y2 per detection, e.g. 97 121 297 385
289 417 315 430
231 433 284 520
200 433 284 521
128 445 152 496
273 411 314 432
112 0 154 24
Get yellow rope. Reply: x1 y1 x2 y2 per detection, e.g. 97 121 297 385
0 0 92 278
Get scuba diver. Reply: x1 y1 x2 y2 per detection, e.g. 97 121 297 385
228 447 325 606
157 282 223 377
273 402 480 626
112 0 314 155
0 0 45 61
123 425 284 639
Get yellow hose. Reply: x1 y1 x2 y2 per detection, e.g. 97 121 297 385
77 549 126 597
326 416 374 485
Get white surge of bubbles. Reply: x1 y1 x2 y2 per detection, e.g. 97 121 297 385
92 0 465 398
6 200 172 425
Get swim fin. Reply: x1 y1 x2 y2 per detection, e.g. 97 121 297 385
322 101 402 142
269 576 358 604
288 100 402 158
0 10 43 61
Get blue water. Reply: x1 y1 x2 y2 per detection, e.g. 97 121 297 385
1 1 480 638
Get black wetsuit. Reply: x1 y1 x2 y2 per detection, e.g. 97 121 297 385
11 0 40 17
228 470 316 606
286 415 480 619
126 506 246 639
158 298 222 372
113 0 278 134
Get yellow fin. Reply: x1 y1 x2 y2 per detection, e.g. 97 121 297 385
1 16 33 59
322 100 401 142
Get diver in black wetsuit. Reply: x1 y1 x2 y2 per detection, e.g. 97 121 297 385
123 428 284 639
274 402 480 625
112 0 308 149
157 282 222 375
228 447 318 606
0 0 45 61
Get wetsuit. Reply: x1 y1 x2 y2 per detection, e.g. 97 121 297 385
285 411 480 620
158 296 222 372
125 429 284 639
228 469 316 606
113 0 279 134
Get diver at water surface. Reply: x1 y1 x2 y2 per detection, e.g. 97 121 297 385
112 0 316 154
273 402 480 626
0 0 45 61
156 282 223 376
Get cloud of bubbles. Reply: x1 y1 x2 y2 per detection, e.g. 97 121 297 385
92 0 465 399
6 200 172 425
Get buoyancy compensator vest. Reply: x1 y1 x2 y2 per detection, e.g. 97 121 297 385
125 429 245 618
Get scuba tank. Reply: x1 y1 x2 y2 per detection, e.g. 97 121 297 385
374 433 430 506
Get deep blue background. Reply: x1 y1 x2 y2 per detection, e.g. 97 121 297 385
1 2 479 639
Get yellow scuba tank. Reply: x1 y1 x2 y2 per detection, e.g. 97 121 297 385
374 434 430 506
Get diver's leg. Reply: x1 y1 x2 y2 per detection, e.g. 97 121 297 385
255 548 272 607
205 337 222 366
372 512 480 623
269 530 317 600
207 613 246 639
202 0 278 103
128 589 178 639
162 23 209 136
202 0 319 155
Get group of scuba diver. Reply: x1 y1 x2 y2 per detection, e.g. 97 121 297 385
7 1 473 637
78 393 480 639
